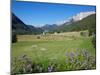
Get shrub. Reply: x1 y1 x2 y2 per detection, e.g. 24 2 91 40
37 35 41 39
80 32 84 36
12 33 17 43
80 31 88 37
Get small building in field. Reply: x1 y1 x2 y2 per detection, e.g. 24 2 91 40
43 30 48 35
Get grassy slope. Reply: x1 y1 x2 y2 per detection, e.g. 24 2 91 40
55 14 96 32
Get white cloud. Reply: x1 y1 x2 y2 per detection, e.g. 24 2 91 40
56 11 95 25
72 11 95 21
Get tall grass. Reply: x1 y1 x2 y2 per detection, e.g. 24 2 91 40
12 32 96 74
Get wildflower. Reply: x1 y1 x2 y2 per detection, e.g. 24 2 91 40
48 65 53 72
70 52 75 58
48 64 55 72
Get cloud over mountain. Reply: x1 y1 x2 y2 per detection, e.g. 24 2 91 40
72 11 95 21
56 11 95 25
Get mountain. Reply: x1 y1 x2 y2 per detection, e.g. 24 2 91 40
41 24 58 32
72 11 95 22
53 14 96 33
56 11 95 26
12 11 96 35
12 13 43 34
27 25 43 34
12 13 29 33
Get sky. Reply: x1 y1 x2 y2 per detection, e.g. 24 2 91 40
12 0 96 27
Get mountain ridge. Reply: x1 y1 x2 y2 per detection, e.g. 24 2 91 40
12 13 43 34
12 12 96 35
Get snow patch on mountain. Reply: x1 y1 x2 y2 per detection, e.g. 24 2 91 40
72 11 95 21
56 11 95 25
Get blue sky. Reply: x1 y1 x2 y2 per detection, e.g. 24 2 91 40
12 1 96 27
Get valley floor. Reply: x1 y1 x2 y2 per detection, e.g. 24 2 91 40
11 31 96 74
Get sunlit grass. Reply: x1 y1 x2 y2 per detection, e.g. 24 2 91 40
11 31 96 74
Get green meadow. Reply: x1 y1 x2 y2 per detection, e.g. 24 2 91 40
11 31 96 74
